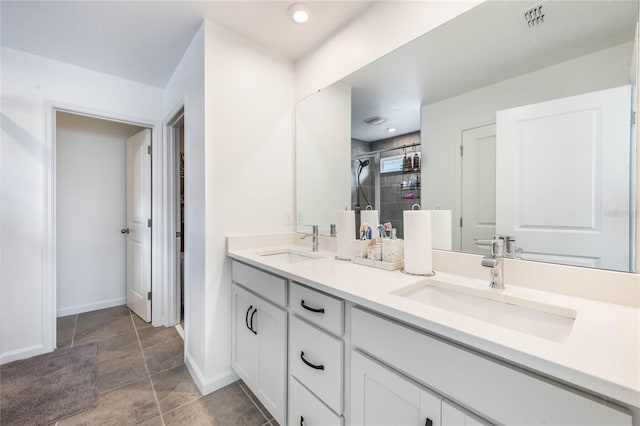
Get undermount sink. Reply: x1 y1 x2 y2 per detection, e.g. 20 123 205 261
391 280 576 342
258 249 322 264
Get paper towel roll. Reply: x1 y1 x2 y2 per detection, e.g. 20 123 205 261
427 210 452 250
403 210 433 274
336 210 355 260
360 209 379 229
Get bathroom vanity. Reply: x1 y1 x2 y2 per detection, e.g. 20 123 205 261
228 236 639 426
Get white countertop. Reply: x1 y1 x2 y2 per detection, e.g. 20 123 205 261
227 243 640 409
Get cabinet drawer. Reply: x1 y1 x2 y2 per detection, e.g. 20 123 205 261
290 376 343 426
290 282 344 336
290 316 343 414
232 260 287 307
351 307 631 426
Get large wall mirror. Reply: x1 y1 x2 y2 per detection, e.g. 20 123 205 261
296 0 639 273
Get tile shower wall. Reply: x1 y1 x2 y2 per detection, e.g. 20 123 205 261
351 131 421 238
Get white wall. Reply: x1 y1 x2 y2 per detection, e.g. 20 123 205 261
296 83 351 233
164 21 295 394
202 21 295 391
295 1 480 100
56 112 144 316
0 47 163 364
420 42 634 250
163 23 208 387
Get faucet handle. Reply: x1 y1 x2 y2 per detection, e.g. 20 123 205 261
474 238 503 256
498 235 516 258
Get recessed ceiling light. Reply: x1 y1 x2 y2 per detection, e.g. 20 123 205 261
288 3 310 23
387 127 397 133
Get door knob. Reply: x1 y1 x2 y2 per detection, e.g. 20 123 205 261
120 228 130 234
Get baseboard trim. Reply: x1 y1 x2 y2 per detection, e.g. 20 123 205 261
0 344 46 365
185 352 239 395
175 324 184 340
57 297 126 317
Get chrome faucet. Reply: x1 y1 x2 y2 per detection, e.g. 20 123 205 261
476 237 505 289
300 225 319 252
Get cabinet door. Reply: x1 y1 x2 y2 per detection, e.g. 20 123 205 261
231 284 258 386
442 401 486 426
351 351 441 426
254 297 287 425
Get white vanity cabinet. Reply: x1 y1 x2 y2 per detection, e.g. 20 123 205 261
351 306 632 426
290 375 343 426
231 262 287 425
290 281 344 336
441 402 485 426
351 349 487 426
351 351 443 426
289 282 346 425
228 254 635 426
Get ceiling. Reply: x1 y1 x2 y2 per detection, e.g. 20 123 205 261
0 1 372 88
345 0 638 142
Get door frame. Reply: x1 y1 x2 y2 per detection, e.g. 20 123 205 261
164 102 185 327
44 101 163 352
454 120 496 252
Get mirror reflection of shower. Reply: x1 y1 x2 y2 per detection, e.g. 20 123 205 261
351 132 421 239
356 158 370 209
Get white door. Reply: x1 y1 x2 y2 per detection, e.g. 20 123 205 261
461 124 496 255
351 351 442 426
126 129 152 320
496 86 631 271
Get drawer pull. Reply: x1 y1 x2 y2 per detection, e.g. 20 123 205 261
300 351 324 370
300 416 304 426
301 299 325 314
249 308 258 335
245 305 253 331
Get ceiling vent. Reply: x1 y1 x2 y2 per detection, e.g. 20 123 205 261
524 4 545 27
364 116 388 126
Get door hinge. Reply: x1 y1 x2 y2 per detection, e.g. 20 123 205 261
147 218 152 228
147 145 152 155
147 291 152 301
632 111 636 125
459 217 463 227
459 145 464 156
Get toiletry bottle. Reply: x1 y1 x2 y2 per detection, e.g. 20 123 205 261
413 153 420 170
404 154 410 171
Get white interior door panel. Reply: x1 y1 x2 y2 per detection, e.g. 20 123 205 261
496 85 631 271
126 129 151 321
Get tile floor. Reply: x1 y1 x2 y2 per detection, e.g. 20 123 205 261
55 305 277 426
